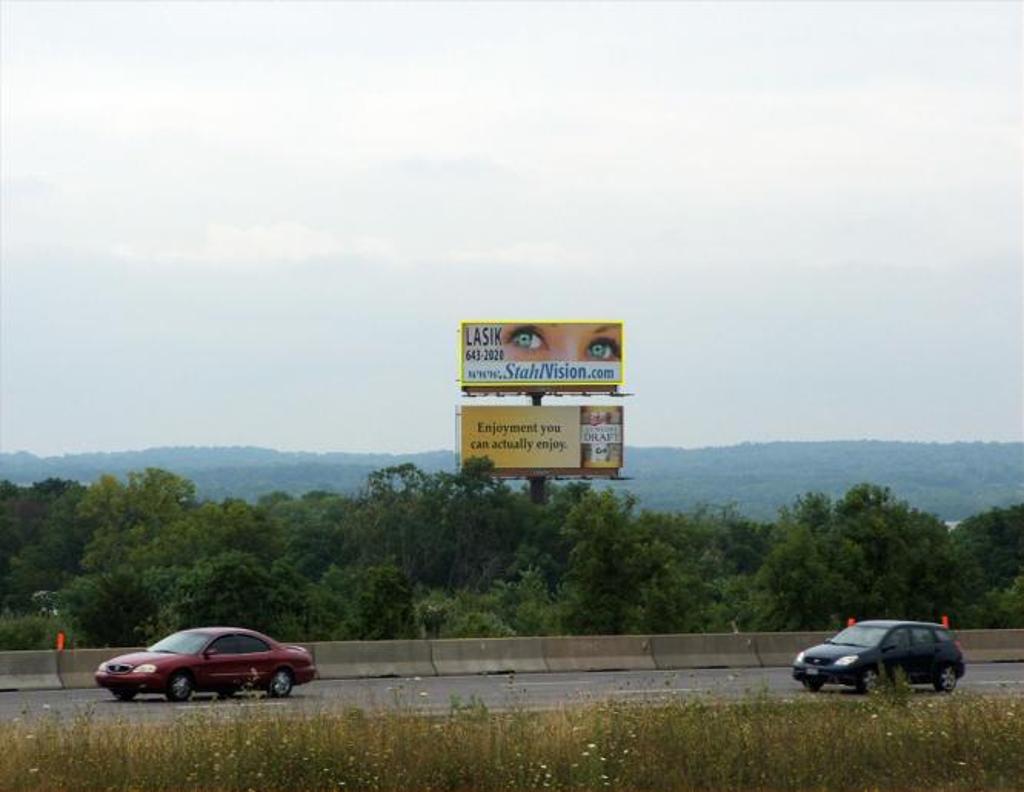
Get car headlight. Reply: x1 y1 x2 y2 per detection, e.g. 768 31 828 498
795 651 805 663
97 662 107 671
133 664 157 674
833 655 859 666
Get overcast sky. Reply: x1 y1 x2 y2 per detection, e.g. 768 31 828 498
1 1 1021 456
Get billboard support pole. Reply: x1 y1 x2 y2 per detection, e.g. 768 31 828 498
528 392 547 504
528 475 547 504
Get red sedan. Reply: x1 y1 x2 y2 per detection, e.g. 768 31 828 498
95 627 317 701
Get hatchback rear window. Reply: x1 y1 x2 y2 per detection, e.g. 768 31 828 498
910 627 935 645
934 629 952 643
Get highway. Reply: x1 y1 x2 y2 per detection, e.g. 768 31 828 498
3 663 1023 723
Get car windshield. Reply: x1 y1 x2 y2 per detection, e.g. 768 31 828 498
148 631 211 655
826 625 889 648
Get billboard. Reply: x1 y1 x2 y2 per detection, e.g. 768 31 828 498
460 321 624 388
460 405 623 474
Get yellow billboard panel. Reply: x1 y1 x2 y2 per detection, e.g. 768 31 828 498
460 321 624 387
461 405 624 472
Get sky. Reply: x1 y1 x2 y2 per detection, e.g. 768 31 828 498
1 1 1021 456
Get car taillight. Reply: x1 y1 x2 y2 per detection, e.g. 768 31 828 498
954 640 963 651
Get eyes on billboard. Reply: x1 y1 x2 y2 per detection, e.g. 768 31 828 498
460 321 624 388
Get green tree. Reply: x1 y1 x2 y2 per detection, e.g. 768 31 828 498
503 567 560 636
1000 575 1024 628
79 470 195 573
61 570 158 647
634 550 711 634
757 486 967 630
274 491 355 581
1 481 88 611
561 490 649 634
828 484 962 621
435 460 530 591
350 564 415 640
952 505 1024 592
756 522 835 630
176 551 282 634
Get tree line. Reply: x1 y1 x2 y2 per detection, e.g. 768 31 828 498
4 441 1020 520
0 461 1021 649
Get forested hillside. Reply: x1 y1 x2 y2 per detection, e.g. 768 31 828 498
2 441 1020 520
1 463 1022 650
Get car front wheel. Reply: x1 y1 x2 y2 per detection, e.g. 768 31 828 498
268 668 294 698
165 671 194 702
933 664 958 693
856 667 879 694
802 678 825 693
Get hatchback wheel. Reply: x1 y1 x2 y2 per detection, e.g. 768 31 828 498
856 667 879 695
803 678 825 693
166 671 194 702
933 664 958 693
268 668 293 698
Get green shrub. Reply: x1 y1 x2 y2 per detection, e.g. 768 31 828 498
0 614 68 650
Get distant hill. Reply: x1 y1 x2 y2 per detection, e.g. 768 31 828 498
1 442 1021 521
612 441 1023 521
0 446 453 503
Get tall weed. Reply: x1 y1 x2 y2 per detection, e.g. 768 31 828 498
0 695 1021 791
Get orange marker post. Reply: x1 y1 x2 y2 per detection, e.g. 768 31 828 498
941 614 950 628
846 617 856 627
56 631 66 652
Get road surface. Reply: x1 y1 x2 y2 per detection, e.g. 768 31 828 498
3 663 1022 723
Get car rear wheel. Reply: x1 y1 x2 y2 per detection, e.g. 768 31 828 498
112 689 137 702
268 668 293 698
165 671 194 702
802 678 825 692
856 667 879 694
933 664 958 693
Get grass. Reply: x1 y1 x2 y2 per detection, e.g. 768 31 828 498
1 694 1022 791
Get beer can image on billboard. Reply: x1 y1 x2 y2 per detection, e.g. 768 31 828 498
460 321 624 387
460 406 624 474
580 406 623 469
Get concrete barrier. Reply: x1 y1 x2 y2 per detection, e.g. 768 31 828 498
57 647 144 689
651 633 759 669
957 629 1024 663
0 650 62 691
749 632 831 668
543 635 655 672
6 629 1024 691
431 637 548 675
311 640 436 679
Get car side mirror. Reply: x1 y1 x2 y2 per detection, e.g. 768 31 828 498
882 644 896 652
204 648 219 658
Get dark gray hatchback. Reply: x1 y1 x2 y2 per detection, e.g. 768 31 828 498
792 620 965 694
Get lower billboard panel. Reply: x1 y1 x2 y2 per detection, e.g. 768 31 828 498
460 405 623 474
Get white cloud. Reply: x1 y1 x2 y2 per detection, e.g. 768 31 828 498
112 223 400 267
448 242 592 269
